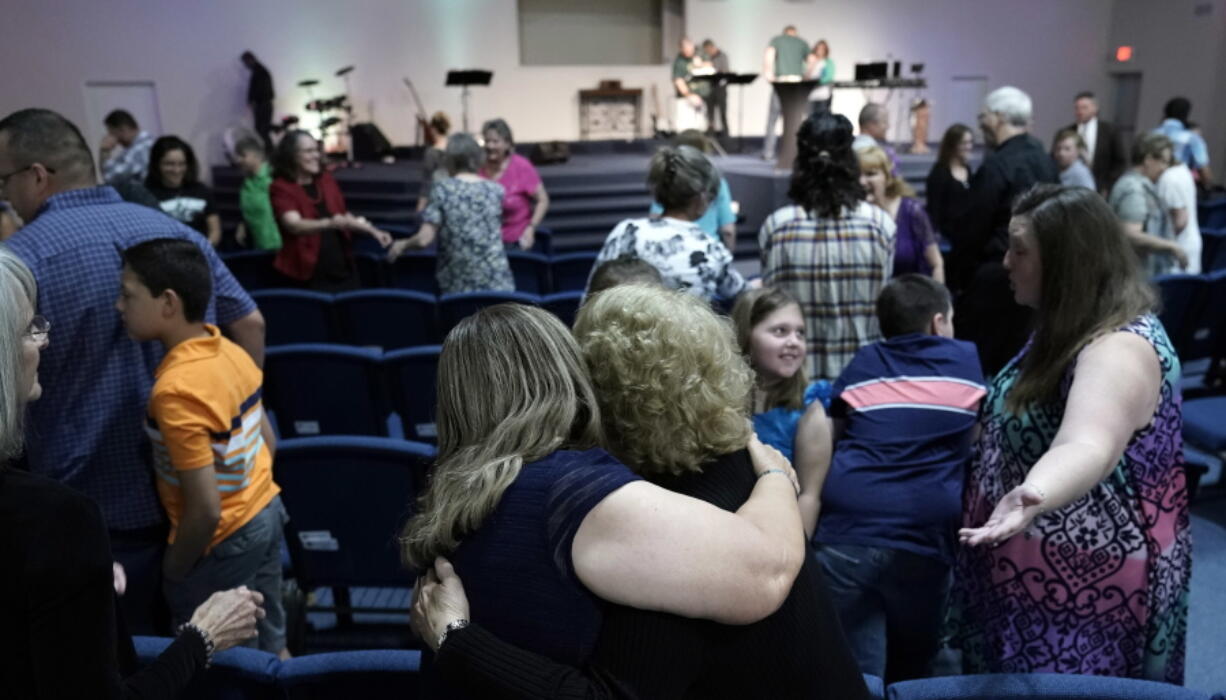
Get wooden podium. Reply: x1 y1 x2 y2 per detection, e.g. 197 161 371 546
772 79 819 170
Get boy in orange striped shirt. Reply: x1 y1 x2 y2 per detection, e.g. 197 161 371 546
118 238 287 656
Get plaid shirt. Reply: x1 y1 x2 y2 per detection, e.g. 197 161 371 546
760 201 895 380
5 187 256 530
101 130 155 186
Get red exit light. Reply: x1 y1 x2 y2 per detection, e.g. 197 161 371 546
1116 45 1134 62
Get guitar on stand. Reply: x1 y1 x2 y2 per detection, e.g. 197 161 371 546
402 77 438 147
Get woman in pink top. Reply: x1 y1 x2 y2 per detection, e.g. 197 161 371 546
479 118 550 250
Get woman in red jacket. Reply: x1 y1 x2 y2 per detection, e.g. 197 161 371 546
269 130 391 291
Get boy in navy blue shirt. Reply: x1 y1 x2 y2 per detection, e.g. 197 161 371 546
814 273 985 683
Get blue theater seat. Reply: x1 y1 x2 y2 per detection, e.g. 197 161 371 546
251 290 336 346
507 250 551 294
550 251 599 293
222 250 281 292
542 290 584 327
437 290 540 337
390 252 437 295
263 344 387 438
335 289 439 349
278 649 422 699
384 346 442 442
1154 274 1207 359
885 673 1213 700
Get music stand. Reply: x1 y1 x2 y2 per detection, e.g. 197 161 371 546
446 69 493 133
772 79 819 170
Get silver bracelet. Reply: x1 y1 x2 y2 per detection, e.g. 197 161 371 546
178 622 215 668
436 618 470 650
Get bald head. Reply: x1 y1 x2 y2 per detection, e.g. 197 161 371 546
0 109 96 183
858 103 889 141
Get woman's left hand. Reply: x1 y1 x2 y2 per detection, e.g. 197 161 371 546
959 483 1046 547
370 228 393 249
411 556 470 651
518 225 535 251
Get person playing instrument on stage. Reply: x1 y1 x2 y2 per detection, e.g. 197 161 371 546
417 112 451 212
672 37 711 133
479 119 549 251
804 40 835 116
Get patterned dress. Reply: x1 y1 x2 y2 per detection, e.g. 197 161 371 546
423 178 514 294
590 217 745 300
950 315 1191 683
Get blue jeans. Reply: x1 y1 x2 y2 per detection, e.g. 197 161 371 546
164 496 288 653
815 542 949 683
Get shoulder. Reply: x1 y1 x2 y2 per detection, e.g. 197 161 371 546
764 205 808 229
854 201 896 232
0 470 108 556
269 178 299 195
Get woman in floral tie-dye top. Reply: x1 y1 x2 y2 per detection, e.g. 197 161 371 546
952 184 1190 683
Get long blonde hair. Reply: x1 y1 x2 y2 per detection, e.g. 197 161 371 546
401 304 604 570
0 247 36 462
573 284 753 477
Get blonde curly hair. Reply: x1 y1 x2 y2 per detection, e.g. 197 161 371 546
573 284 753 477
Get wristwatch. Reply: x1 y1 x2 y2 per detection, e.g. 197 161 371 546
436 618 470 649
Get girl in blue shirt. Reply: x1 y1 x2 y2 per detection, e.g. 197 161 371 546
732 287 833 536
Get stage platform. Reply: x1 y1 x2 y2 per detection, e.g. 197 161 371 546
210 137 956 260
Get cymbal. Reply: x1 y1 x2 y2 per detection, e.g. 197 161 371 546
298 79 320 87
335 66 355 77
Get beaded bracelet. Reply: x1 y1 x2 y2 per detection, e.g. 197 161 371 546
178 622 216 668
758 468 800 496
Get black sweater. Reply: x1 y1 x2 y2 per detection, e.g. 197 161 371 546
435 449 870 700
0 468 206 699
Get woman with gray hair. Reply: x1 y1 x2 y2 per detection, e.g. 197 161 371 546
0 247 266 697
389 133 514 293
479 118 550 251
589 145 746 301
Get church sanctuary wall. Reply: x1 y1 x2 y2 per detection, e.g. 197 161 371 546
684 0 1117 147
6 0 681 173
1108 0 1226 171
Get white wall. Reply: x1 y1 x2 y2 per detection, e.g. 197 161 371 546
683 0 1116 146
4 0 681 174
7 0 1220 179
1108 0 1226 168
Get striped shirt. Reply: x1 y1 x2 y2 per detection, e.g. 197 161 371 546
147 325 278 550
816 333 986 563
760 201 896 379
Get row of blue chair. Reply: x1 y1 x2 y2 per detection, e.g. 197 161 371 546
265 344 440 442
254 288 582 348
224 248 599 296
133 633 1222 700
1155 270 1226 367
1199 198 1226 231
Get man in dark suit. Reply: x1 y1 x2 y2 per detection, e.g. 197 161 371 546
242 51 275 151
1061 91 1126 196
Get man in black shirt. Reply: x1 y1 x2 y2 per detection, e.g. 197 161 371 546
950 86 1058 376
702 39 730 136
242 51 275 151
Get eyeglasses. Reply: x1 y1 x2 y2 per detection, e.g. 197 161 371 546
25 315 50 342
0 163 55 190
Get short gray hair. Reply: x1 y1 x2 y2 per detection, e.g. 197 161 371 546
647 145 719 211
444 133 485 175
0 245 36 461
481 118 514 147
858 103 887 127
984 86 1032 127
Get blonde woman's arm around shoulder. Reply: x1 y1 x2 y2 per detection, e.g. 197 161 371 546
572 436 805 625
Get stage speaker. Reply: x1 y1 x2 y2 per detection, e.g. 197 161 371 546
351 122 392 161
530 141 570 165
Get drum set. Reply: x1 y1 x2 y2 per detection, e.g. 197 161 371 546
275 65 358 161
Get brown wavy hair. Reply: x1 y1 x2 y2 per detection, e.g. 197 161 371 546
401 304 604 569
731 287 808 411
574 285 753 476
1006 184 1156 412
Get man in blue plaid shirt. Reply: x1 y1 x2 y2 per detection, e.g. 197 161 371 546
0 108 266 633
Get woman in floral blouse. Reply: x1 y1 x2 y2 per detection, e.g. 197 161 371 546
590 145 745 302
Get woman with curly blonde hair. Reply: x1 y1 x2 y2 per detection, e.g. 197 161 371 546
413 289 868 700
402 303 810 698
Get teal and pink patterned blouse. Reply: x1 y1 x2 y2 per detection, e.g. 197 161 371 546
951 314 1190 683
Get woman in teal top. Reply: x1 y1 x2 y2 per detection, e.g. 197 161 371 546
733 286 833 537
806 40 836 116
